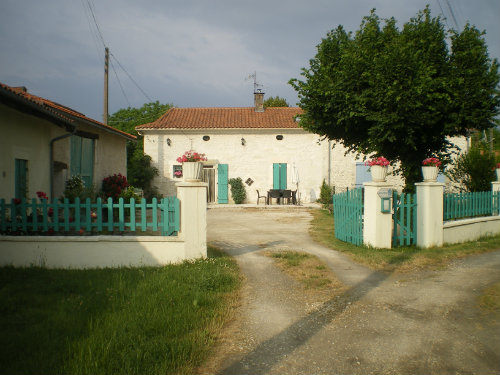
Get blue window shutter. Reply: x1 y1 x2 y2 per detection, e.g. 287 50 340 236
218 164 228 204
280 163 287 189
355 162 371 187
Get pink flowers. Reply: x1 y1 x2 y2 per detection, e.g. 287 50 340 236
365 156 390 167
496 163 500 169
174 171 183 177
176 150 207 163
422 157 441 167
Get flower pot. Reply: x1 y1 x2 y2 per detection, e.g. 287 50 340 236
422 166 438 182
183 162 203 182
496 168 500 182
370 165 387 182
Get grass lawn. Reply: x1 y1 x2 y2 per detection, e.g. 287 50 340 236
0 247 239 374
309 208 500 272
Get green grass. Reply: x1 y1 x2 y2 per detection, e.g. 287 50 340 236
0 246 239 374
478 281 500 313
309 208 500 272
270 251 312 267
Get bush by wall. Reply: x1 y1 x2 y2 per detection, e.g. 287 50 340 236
228 178 246 204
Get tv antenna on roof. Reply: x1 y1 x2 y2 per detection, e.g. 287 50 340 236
246 71 264 93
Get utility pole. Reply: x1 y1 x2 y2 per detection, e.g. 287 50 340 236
103 47 109 124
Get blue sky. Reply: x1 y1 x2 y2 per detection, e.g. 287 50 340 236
1 0 498 123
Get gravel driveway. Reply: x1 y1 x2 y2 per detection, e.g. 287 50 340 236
202 207 500 375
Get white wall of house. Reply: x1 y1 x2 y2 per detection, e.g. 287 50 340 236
143 128 332 203
0 104 54 199
0 104 128 200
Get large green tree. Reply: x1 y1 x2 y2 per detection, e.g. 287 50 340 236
264 96 289 107
108 101 172 193
290 7 499 191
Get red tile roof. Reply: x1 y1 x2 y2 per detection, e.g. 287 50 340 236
136 107 303 130
0 82 136 140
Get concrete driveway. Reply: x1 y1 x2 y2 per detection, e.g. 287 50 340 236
202 207 500 375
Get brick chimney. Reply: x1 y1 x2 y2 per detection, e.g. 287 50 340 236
254 89 264 112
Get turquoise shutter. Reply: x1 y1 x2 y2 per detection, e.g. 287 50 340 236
71 136 94 187
280 163 287 189
70 136 82 178
273 163 280 189
15 159 28 199
273 163 287 189
80 138 94 187
218 164 228 204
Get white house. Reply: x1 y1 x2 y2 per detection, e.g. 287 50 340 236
0 82 136 201
136 92 465 204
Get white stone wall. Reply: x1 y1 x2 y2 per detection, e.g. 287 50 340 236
142 128 333 203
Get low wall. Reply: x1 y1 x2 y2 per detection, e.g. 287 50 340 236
0 235 194 268
0 182 208 269
443 216 500 245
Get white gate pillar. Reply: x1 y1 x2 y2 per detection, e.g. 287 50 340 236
363 182 393 248
176 182 208 259
416 182 444 248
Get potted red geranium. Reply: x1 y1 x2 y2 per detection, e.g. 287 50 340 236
176 150 207 182
365 156 390 182
422 157 441 182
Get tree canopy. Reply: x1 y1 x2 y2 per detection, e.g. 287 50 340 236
290 7 500 191
264 96 289 107
108 101 172 194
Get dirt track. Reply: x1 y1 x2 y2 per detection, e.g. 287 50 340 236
202 207 500 375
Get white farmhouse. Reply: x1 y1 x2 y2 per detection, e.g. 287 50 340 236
137 92 463 203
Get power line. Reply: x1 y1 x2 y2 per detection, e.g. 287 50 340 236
110 58 131 108
110 53 152 102
86 0 106 48
445 0 460 30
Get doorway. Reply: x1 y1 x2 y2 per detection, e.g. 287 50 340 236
202 166 216 203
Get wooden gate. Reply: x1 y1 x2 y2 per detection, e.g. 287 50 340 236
392 191 417 246
332 188 364 246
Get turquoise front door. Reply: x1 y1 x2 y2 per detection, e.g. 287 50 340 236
217 164 228 204
273 163 287 189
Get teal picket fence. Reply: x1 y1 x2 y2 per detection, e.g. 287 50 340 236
332 188 364 246
0 197 180 236
444 191 500 221
392 191 417 246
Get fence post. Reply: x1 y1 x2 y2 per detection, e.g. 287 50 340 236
416 182 444 248
492 181 500 215
363 182 393 248
176 181 208 259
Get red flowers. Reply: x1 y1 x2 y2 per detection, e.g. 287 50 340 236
13 198 21 205
422 157 441 167
365 157 390 167
176 150 207 163
102 173 128 201
36 191 48 200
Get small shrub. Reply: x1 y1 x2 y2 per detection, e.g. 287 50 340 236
102 173 128 201
63 175 85 201
119 186 140 201
228 177 246 204
318 180 334 208
446 147 498 192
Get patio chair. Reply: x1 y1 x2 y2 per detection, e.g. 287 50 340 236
256 190 267 205
282 190 292 204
